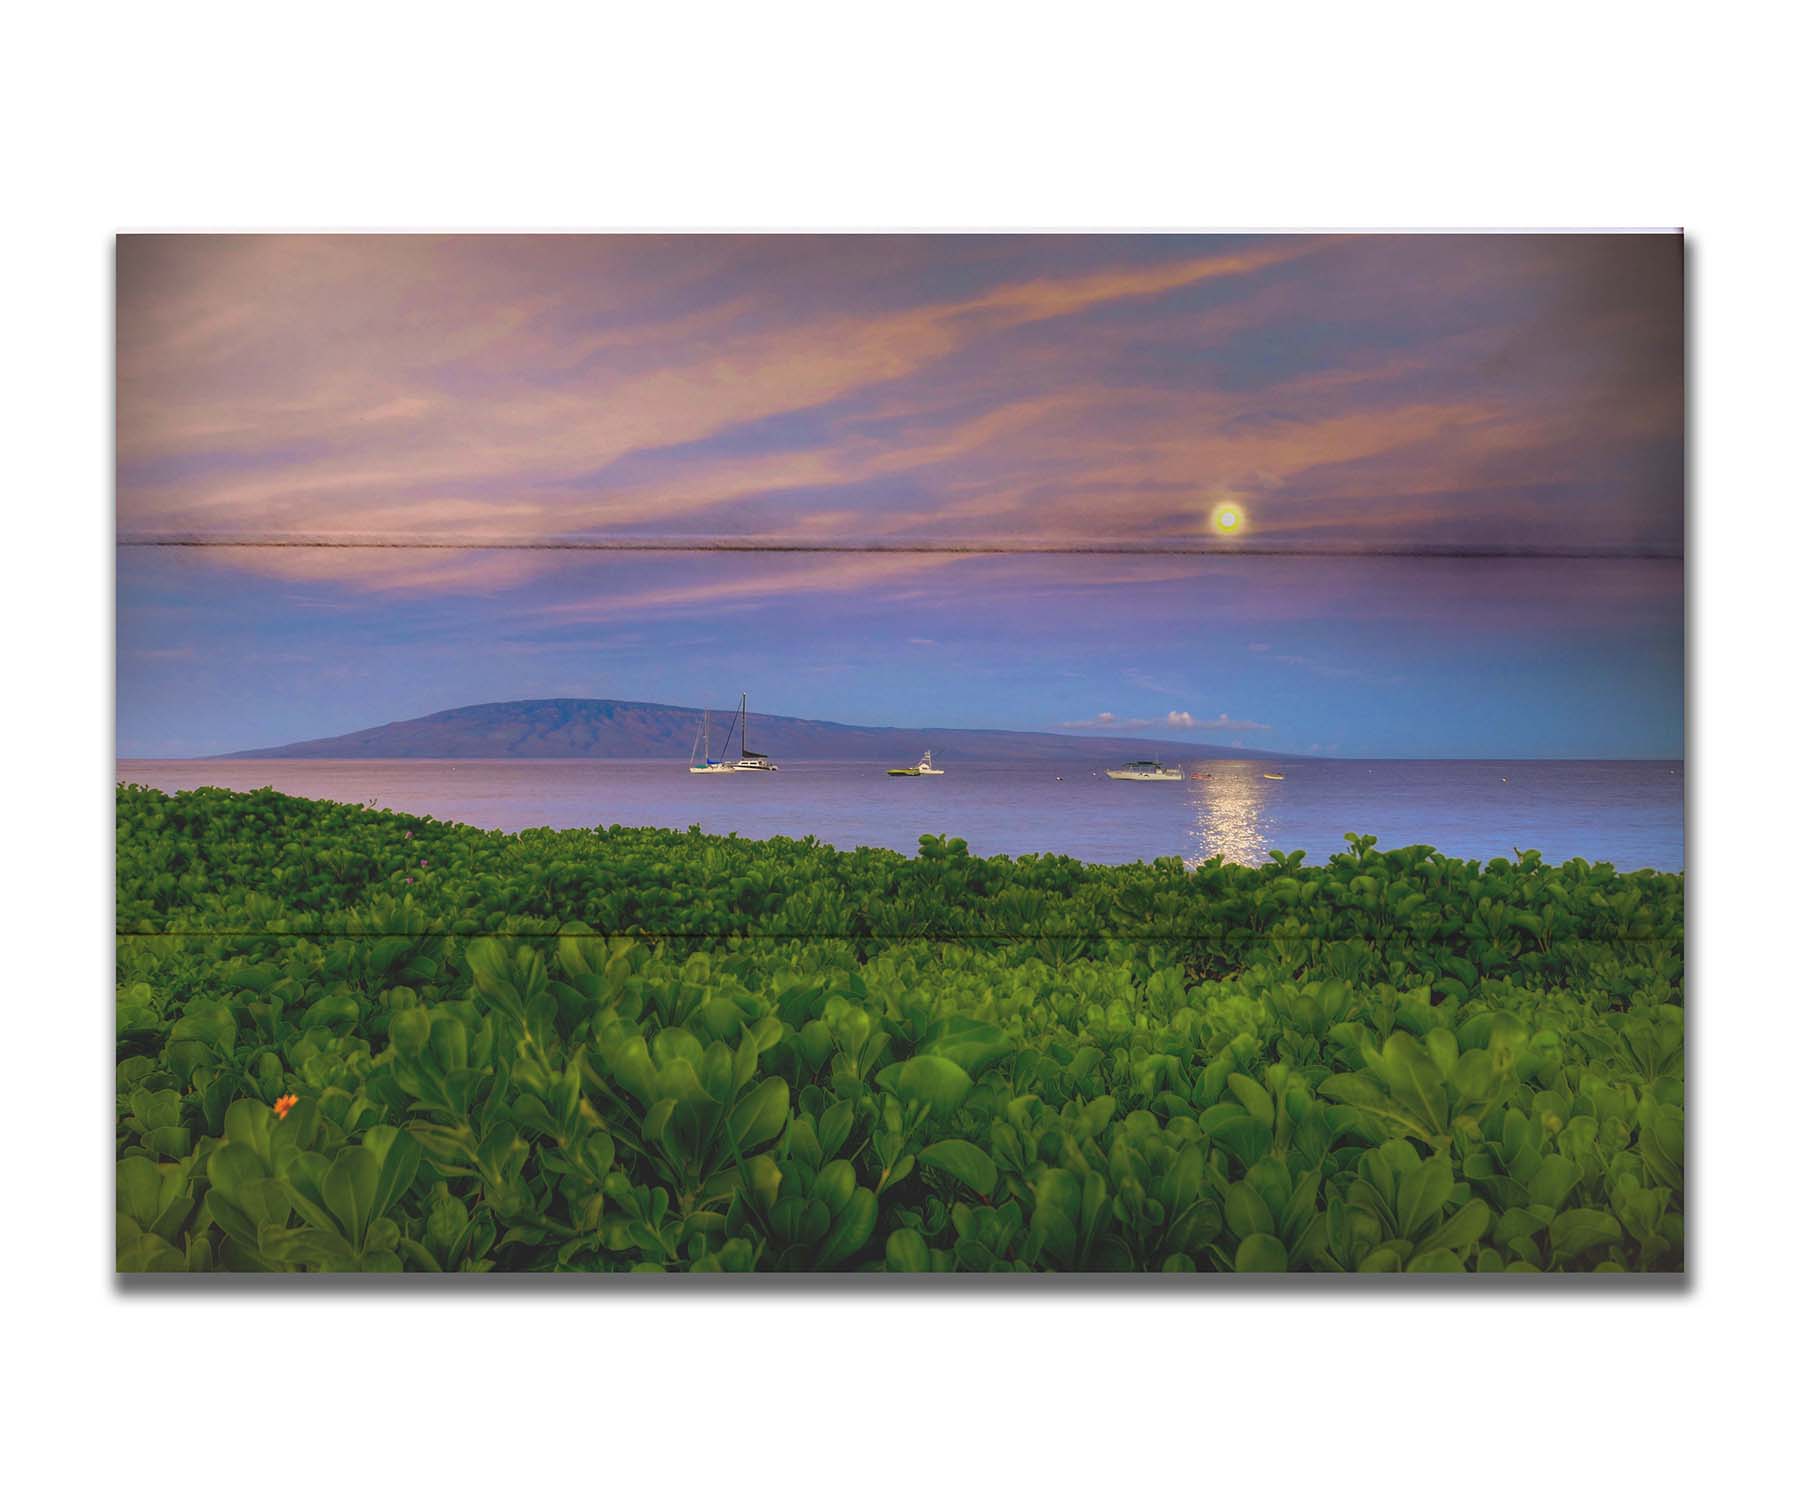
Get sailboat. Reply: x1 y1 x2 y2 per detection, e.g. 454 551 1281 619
728 693 778 771
688 709 736 773
887 750 944 777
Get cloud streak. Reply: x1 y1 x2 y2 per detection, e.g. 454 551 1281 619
118 234 1682 595
1060 709 1273 734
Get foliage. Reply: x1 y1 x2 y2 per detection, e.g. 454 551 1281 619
116 784 1684 1272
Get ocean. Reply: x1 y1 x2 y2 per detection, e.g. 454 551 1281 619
117 756 1685 872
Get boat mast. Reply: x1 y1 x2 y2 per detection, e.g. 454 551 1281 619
740 692 760 758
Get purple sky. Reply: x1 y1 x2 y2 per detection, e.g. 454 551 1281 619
116 234 1683 758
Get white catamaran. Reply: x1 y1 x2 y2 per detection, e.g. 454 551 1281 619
1105 759 1183 781
726 693 778 771
688 709 737 773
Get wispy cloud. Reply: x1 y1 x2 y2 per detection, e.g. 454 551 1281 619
1123 667 1186 696
1060 709 1272 734
521 552 966 622
1270 652 1402 686
1171 710 1273 732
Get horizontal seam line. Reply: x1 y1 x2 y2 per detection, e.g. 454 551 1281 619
117 930 1683 941
114 535 1683 562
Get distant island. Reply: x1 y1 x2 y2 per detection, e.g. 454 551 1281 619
213 698 1289 764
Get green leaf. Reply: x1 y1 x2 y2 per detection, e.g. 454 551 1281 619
556 922 598 977
818 1099 855 1158
321 1148 381 1249
1550 1208 1623 1261
814 1159 857 1217
359 1125 423 1223
918 1138 998 1198
1209 1115 1273 1168
1412 1200 1490 1259
389 1005 431 1057
221 1097 273 1165
1234 1234 1289 1272
1317 1074 1387 1110
920 1017 1014 1077
117 1156 168 1230
885 1227 932 1272
815 1187 878 1268
169 1002 236 1048
728 1076 790 1153
465 938 521 1011
1225 1180 1275 1240
1394 1155 1454 1239
892 1055 973 1120
1226 1073 1275 1128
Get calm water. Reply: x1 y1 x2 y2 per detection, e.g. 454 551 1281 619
119 757 1685 871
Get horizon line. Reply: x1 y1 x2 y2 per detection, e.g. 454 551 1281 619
116 531 1685 562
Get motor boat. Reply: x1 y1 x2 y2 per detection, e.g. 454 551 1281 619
1105 760 1182 781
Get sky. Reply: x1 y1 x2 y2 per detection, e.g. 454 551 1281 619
116 234 1684 759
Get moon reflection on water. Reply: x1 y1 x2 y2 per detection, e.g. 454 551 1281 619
1185 761 1277 868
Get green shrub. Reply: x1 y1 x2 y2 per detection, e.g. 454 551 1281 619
115 784 1683 1272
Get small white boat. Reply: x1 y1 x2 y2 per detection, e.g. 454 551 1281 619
1262 771 1285 781
887 750 943 777
688 709 737 773
1106 760 1183 782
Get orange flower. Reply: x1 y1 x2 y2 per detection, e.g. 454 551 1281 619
272 1093 298 1121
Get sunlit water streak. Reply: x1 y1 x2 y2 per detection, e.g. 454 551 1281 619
119 757 1684 871
1185 765 1274 868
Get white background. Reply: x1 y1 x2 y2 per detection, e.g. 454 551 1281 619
5 2 1795 1494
